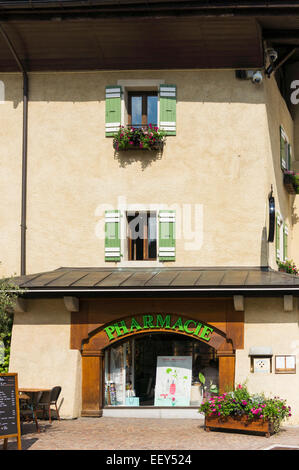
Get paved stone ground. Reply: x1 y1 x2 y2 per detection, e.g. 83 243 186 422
2 418 299 450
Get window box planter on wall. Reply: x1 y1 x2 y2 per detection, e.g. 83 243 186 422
113 125 165 152
277 259 298 275
204 415 274 438
199 383 291 437
283 171 299 194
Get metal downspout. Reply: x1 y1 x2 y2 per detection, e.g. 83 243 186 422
0 24 28 276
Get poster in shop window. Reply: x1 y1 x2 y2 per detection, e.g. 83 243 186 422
154 356 192 407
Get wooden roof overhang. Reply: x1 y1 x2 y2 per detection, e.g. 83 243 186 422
0 16 264 71
9 267 299 298
0 2 298 71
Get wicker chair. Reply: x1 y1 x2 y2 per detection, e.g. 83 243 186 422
37 386 61 423
20 391 43 433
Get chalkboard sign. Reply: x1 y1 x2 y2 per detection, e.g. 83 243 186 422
0 373 21 450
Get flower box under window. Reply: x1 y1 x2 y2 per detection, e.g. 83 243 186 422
113 126 165 152
283 171 299 194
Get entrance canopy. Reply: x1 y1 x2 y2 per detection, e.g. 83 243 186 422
11 266 299 297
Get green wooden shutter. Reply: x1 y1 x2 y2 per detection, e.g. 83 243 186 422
159 85 176 136
280 126 287 170
105 210 121 261
105 86 122 137
275 214 281 261
283 224 288 261
158 210 176 261
288 143 292 171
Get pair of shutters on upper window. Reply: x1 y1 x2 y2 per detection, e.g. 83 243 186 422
105 85 176 137
275 213 288 262
105 210 176 262
280 126 292 171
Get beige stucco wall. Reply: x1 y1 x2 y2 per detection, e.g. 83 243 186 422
263 76 297 269
236 297 299 425
0 75 23 277
9 299 81 419
0 69 296 277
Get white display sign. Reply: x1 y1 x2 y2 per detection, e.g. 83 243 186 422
154 356 192 407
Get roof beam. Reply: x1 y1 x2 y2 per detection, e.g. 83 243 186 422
64 296 79 312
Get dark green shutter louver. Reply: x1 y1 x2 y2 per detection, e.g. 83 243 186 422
105 210 121 261
105 86 122 137
158 210 176 261
159 85 176 136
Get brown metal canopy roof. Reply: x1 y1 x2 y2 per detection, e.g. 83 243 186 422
11 267 299 294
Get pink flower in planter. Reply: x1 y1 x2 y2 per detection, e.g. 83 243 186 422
238 384 242 389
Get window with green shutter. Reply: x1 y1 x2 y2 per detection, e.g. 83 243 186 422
275 213 281 261
105 86 122 137
159 85 176 136
280 126 291 171
283 224 288 261
158 210 176 261
105 210 121 261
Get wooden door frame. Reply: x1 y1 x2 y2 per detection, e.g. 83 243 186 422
80 315 236 416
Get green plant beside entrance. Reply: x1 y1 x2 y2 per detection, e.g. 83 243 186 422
0 268 22 373
199 383 291 433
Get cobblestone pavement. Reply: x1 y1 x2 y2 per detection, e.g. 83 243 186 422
3 418 299 450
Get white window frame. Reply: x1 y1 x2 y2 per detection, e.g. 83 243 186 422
119 207 162 267
276 212 288 262
117 79 164 129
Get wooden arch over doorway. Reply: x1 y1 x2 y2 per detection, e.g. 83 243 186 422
81 313 236 417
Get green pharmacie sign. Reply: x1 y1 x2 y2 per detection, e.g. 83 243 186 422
104 314 214 343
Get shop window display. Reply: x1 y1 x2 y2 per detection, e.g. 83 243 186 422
104 334 219 407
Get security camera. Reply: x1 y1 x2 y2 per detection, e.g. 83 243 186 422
251 71 263 84
266 48 278 63
235 70 263 84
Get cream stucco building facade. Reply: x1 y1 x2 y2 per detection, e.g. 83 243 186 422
0 2 299 428
0 70 297 273
0 68 298 424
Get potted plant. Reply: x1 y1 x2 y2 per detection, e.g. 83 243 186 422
199 383 291 437
283 170 299 194
113 124 166 151
198 372 206 401
277 259 298 275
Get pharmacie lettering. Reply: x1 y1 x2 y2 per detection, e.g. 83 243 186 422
104 315 214 342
